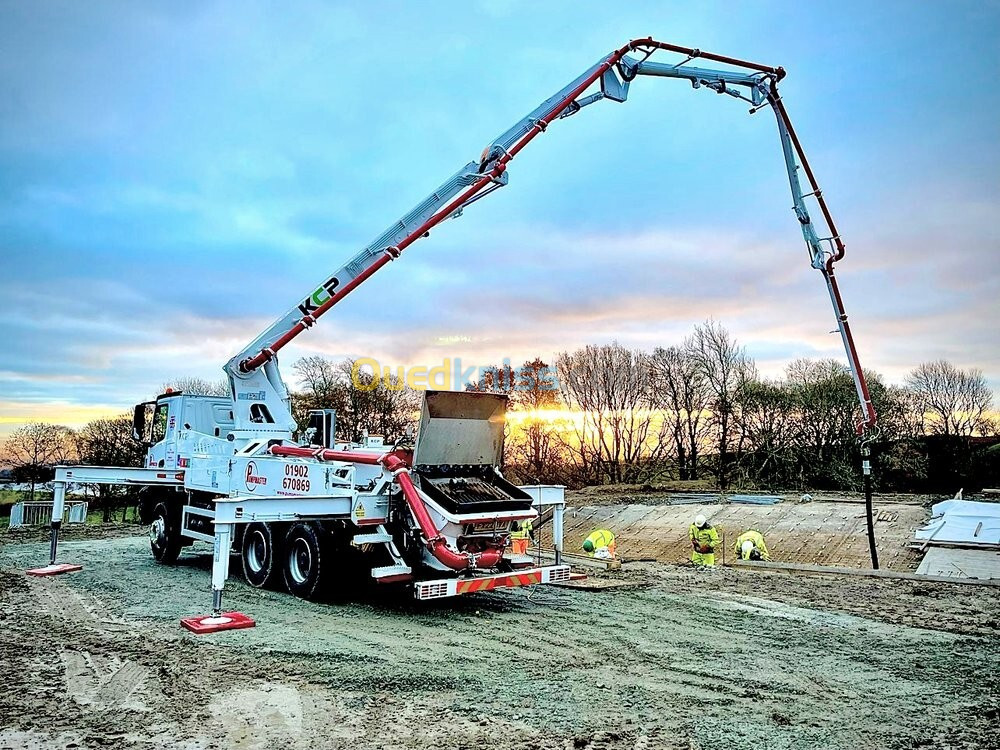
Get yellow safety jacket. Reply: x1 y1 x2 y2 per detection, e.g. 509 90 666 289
511 519 533 540
583 529 615 552
689 523 719 553
734 529 769 560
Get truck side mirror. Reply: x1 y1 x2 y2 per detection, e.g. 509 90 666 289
132 402 154 445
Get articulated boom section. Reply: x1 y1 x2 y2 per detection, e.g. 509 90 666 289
227 36 876 437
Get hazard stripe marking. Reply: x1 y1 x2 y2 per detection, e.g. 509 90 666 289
456 570 542 595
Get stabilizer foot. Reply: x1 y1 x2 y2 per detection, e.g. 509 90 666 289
26 563 83 577
180 611 256 634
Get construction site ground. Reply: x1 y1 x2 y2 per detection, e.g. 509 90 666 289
2 516 998 750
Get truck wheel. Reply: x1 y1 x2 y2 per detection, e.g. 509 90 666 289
149 501 182 564
282 523 325 599
241 522 280 589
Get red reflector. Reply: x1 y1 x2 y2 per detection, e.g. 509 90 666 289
156 473 167 478
175 472 185 481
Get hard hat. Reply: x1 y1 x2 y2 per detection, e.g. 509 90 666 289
741 540 755 557
694 514 707 528
582 538 595 552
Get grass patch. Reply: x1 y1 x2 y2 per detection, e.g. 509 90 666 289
0 489 25 507
85 506 142 525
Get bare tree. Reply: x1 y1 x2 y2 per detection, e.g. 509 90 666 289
905 360 994 436
292 356 418 442
649 344 711 480
76 415 146 521
160 377 229 396
503 358 568 482
556 342 671 484
1 423 76 501
688 321 755 490
466 363 517 396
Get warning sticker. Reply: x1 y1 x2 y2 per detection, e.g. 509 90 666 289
354 503 366 518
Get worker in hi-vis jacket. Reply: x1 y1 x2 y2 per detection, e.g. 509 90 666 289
689 514 720 567
510 519 534 555
582 529 616 559
733 529 769 561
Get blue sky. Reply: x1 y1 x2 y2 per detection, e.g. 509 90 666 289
1 0 998 435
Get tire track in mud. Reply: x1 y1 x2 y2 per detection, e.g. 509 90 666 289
27 576 158 716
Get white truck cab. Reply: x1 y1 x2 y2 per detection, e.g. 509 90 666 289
133 391 236 470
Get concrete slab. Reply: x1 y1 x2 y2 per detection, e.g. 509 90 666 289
916 547 1000 580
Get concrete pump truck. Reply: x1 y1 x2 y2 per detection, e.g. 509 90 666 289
34 38 879 632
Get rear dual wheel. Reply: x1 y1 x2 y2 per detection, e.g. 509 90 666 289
282 523 327 600
241 522 280 589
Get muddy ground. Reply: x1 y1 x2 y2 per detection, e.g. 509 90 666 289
1 533 998 750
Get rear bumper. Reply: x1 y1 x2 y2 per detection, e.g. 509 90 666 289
414 564 571 600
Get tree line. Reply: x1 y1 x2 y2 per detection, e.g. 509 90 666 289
2 322 997 520
290 321 996 492
473 321 998 492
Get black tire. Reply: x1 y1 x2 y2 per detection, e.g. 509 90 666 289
149 501 182 564
282 523 326 599
241 522 280 589
138 486 167 526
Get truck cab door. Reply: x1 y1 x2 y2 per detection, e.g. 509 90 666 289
147 399 180 468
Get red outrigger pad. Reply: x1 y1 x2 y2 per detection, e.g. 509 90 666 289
180 611 256 634
26 563 83 577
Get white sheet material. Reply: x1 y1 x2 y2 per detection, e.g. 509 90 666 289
914 499 1000 546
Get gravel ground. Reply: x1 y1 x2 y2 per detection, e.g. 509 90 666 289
1 534 998 750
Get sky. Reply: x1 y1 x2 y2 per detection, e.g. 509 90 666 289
1 0 998 438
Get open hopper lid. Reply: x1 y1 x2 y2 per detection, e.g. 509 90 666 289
413 390 507 468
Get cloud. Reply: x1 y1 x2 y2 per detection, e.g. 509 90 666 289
0 1 997 435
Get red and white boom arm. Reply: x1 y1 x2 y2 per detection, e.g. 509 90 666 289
225 37 877 438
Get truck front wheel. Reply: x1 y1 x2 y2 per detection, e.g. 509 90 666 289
149 501 182 564
282 523 326 600
241 522 280 589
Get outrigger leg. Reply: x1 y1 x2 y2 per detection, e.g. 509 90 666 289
27 480 83 576
180 522 255 634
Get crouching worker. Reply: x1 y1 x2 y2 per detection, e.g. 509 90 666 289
689 514 719 568
734 529 769 561
510 519 534 555
582 529 617 559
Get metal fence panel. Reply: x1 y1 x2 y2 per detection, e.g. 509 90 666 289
8 501 89 528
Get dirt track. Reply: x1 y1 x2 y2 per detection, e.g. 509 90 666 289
1 534 998 750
